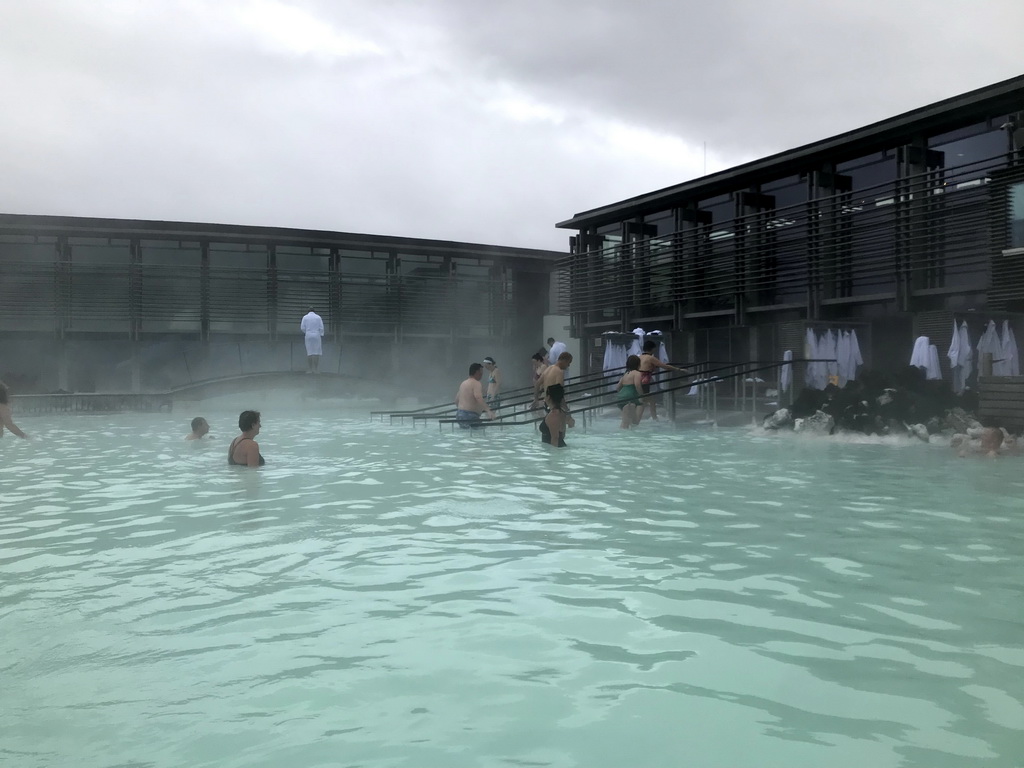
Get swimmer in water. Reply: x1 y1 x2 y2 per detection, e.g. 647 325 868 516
0 381 28 439
186 416 210 440
228 410 265 467
637 339 687 422
615 355 645 429
482 356 502 411
539 383 574 447
952 427 1011 458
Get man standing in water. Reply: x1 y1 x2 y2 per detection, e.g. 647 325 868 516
455 363 495 428
300 308 324 374
535 351 572 404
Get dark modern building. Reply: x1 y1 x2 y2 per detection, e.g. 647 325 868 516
0 215 562 395
557 75 1024 382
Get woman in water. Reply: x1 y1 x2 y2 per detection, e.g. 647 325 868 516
228 410 265 467
482 356 502 411
615 355 645 429
0 381 28 439
528 351 549 410
540 383 574 448
638 339 687 421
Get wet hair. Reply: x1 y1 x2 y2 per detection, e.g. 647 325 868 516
531 352 546 362
190 416 207 432
626 354 641 371
469 363 483 376
0 381 7 405
546 383 566 408
642 340 658 353
483 356 496 365
557 352 573 363
238 410 261 432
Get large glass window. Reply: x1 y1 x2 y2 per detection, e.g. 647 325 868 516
68 237 131 331
397 254 451 334
208 243 268 333
0 236 57 330
643 211 676 308
761 175 805 209
1012 182 1024 249
932 127 1006 183
837 153 896 198
697 195 736 310
140 241 202 333
277 246 330 329
340 250 393 332
452 258 498 336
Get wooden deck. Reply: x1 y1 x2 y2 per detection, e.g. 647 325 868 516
978 376 1024 430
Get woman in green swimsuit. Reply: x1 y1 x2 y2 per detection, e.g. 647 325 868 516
615 355 645 429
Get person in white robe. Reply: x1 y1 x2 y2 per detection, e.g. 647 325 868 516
547 337 567 365
300 308 325 373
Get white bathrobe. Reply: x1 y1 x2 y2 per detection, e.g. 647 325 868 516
948 321 972 394
602 335 629 375
843 330 864 385
548 340 567 365
910 336 931 368
1003 321 1020 376
926 344 942 380
977 321 1000 375
995 320 1019 376
780 349 793 393
300 311 324 356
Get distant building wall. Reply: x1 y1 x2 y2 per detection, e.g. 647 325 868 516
0 215 563 395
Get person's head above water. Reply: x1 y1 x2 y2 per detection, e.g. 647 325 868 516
546 383 566 408
238 410 261 433
469 363 483 379
626 354 641 372
189 416 209 437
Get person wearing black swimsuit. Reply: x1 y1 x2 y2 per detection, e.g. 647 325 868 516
228 410 265 467
539 383 574 448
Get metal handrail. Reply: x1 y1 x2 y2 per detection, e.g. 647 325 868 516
434 359 834 431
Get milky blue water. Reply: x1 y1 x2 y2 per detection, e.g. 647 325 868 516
2 405 1023 767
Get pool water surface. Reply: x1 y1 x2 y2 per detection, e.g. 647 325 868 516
2 405 1023 767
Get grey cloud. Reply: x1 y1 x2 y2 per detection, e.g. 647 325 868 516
347 0 1024 154
0 0 1020 251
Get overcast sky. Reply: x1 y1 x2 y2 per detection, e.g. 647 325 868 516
1 0 1021 251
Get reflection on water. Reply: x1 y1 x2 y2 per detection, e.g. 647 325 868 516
2 408 1023 767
